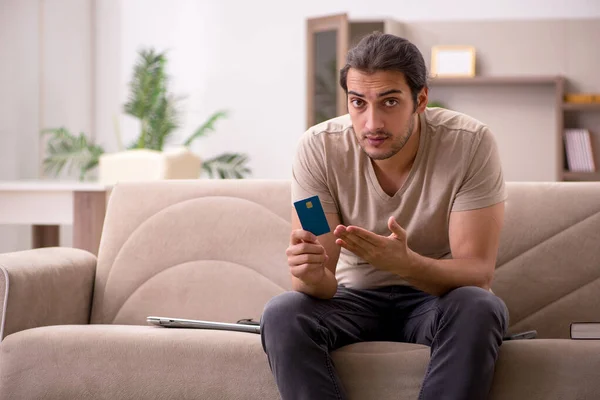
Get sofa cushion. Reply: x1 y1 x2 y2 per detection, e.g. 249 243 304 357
2 325 600 400
0 325 279 400
489 339 600 400
332 342 429 399
334 339 600 400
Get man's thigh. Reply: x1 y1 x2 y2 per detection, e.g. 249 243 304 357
393 286 509 345
264 285 395 350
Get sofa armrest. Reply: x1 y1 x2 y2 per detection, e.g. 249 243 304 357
0 247 96 340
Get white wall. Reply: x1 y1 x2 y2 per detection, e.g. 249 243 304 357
1 0 599 252
95 0 123 151
292 0 600 21
0 0 40 251
0 0 93 253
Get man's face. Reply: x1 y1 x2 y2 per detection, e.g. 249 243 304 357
346 68 426 161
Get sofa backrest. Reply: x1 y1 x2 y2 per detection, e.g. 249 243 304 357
91 180 600 339
490 182 600 338
90 179 293 325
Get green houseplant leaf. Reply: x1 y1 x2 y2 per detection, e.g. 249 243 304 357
202 153 251 179
123 48 178 150
146 94 180 150
182 110 228 147
41 127 105 181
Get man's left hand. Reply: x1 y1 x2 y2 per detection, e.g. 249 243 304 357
333 216 414 277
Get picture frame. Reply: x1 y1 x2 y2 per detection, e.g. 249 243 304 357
430 45 476 78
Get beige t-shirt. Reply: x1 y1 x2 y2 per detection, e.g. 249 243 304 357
291 107 507 290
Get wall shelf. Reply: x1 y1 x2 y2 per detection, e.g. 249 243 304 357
563 171 600 181
562 102 600 111
428 76 564 86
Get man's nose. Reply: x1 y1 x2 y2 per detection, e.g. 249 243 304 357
365 108 384 132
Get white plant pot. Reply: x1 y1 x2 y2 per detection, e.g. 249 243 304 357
98 147 202 185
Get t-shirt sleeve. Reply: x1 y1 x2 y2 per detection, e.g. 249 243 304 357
291 132 339 214
452 126 507 212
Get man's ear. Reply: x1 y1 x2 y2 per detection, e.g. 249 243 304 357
416 87 429 113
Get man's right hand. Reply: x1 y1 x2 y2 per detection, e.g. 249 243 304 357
286 229 329 287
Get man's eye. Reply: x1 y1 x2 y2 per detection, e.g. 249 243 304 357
351 99 364 108
384 99 398 107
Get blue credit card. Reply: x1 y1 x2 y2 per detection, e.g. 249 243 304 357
293 195 331 236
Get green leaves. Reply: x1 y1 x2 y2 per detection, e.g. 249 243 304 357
123 48 178 150
41 128 105 181
202 153 251 179
146 94 179 150
183 110 228 147
123 49 166 120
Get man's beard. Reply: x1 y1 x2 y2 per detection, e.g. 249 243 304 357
360 116 415 161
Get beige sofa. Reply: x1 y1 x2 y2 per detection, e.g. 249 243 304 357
0 179 599 400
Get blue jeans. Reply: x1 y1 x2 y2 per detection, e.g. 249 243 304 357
260 285 508 400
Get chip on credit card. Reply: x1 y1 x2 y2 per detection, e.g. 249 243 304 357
293 195 331 236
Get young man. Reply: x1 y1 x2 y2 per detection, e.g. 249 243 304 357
261 32 509 400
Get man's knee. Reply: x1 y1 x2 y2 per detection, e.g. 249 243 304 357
261 291 310 327
261 291 319 352
440 286 508 331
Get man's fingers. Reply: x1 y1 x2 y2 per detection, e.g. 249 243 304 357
335 224 380 247
290 229 317 245
335 238 348 249
290 262 326 283
345 226 380 246
338 229 370 253
286 242 325 257
387 216 406 240
288 253 327 266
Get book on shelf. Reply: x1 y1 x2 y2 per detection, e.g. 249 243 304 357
563 129 596 172
570 322 600 339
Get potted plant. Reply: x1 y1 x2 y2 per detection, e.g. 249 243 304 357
41 48 251 182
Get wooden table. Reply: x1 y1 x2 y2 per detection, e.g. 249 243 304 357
0 181 112 255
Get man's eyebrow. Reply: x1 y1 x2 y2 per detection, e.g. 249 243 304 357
378 89 402 97
347 89 403 98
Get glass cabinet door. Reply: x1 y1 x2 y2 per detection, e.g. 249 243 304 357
306 14 349 129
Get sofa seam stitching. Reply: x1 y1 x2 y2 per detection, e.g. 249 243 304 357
509 273 600 327
496 208 600 270
110 260 287 323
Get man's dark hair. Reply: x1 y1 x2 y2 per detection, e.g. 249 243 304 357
339 32 428 107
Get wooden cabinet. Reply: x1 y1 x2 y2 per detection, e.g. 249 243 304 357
306 14 403 129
